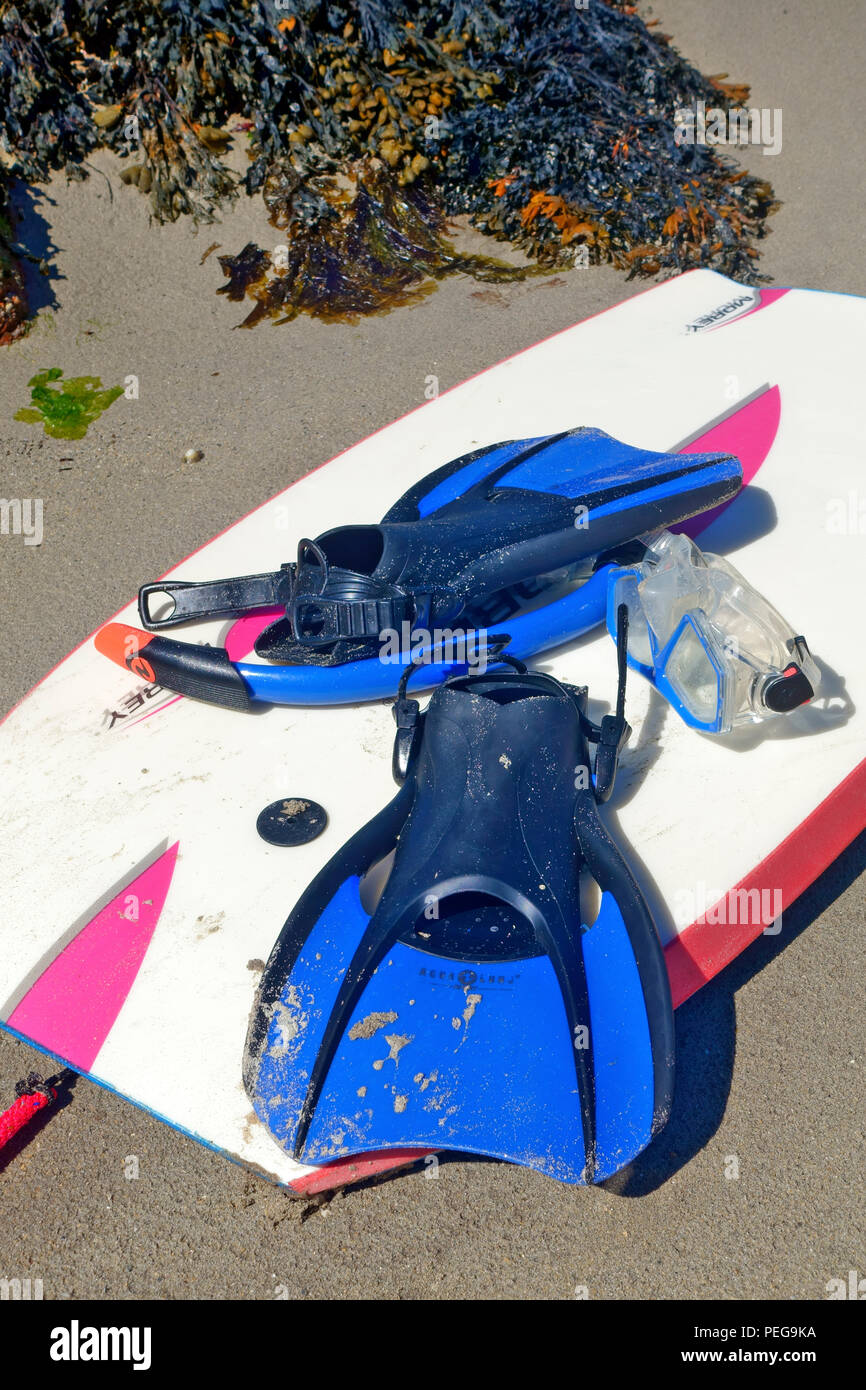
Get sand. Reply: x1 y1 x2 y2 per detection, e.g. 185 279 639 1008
0 0 862 1300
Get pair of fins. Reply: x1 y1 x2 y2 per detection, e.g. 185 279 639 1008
95 427 743 707
97 428 743 1183
244 641 676 1184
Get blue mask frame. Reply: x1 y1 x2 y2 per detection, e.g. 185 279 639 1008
606 566 727 732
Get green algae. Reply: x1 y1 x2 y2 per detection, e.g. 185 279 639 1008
14 367 123 439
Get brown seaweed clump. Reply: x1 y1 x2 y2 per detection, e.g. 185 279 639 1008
218 157 538 326
0 176 27 345
0 0 780 336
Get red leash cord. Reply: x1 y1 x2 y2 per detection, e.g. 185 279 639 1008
0 1072 65 1152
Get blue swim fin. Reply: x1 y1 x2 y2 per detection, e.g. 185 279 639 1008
100 429 741 707
243 654 674 1184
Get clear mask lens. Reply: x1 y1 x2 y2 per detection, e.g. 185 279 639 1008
607 530 819 733
665 618 722 726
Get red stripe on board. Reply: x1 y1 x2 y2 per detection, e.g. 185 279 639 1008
290 1147 432 1195
666 757 866 1007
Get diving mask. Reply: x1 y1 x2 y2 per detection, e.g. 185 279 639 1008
606 531 819 734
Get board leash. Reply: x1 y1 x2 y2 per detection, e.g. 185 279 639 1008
0 1070 73 1156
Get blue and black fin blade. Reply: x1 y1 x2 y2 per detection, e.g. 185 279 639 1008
244 668 674 1184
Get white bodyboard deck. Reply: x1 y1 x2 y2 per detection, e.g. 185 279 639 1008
2 270 863 1192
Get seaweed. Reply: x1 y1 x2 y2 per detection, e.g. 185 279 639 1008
0 3 96 181
0 172 27 344
219 156 538 326
14 366 124 438
217 241 271 304
0 0 779 336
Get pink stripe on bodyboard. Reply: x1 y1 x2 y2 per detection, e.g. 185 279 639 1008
8 844 179 1071
677 385 781 538
709 286 790 331
225 610 283 661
